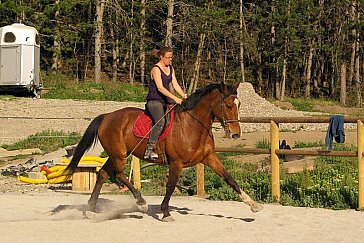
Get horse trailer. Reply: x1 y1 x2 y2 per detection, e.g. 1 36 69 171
0 23 42 96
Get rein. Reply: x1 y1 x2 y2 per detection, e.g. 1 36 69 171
184 92 235 134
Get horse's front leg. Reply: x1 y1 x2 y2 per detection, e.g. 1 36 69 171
88 158 113 212
161 162 182 222
205 153 263 213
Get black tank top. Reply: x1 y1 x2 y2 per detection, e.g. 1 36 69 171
146 65 173 102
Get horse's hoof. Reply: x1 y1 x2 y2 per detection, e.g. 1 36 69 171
85 211 96 219
162 215 175 222
250 202 263 213
137 204 148 213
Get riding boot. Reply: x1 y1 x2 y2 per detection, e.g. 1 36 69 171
144 143 158 160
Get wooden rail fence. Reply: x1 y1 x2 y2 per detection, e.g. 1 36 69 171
197 117 364 209
130 116 364 209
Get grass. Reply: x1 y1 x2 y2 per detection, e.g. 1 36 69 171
294 140 325 148
41 72 147 102
256 139 270 149
1 130 81 154
285 97 336 112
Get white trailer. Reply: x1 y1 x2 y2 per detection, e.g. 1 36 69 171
0 23 42 96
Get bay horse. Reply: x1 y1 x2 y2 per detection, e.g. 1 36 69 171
65 82 263 221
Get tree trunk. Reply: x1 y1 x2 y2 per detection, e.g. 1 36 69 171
165 0 174 47
348 4 356 90
165 0 174 93
95 0 105 83
340 62 347 106
354 5 362 107
51 0 61 71
270 1 276 98
207 49 212 79
280 50 287 101
280 0 290 101
305 43 314 98
140 0 146 85
239 0 246 83
188 32 206 94
223 37 227 83
129 0 135 85
355 41 361 107
110 13 118 82
257 53 263 96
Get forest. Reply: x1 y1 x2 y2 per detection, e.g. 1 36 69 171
0 0 363 107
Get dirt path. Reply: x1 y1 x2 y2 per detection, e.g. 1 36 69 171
1 97 363 242
1 193 364 243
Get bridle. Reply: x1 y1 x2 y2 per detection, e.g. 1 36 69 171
184 90 238 135
218 93 239 134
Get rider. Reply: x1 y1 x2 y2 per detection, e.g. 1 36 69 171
144 46 187 160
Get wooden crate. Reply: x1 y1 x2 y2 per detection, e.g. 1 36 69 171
71 164 99 192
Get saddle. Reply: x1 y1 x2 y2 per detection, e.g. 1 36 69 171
132 105 175 141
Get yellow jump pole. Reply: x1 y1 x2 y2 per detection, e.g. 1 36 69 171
132 156 141 190
358 120 364 209
271 120 280 201
196 163 205 197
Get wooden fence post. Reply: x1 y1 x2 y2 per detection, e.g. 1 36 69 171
132 156 141 189
196 163 205 197
358 120 364 209
270 120 280 201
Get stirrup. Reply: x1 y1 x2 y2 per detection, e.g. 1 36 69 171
144 150 158 160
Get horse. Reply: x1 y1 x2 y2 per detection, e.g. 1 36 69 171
65 82 263 222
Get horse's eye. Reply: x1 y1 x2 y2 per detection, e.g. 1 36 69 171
225 102 234 109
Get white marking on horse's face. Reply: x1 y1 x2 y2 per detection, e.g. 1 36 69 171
234 98 241 120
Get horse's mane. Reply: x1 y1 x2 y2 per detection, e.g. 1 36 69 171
175 83 237 113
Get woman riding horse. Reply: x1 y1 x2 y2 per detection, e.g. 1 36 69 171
65 82 263 222
144 46 187 161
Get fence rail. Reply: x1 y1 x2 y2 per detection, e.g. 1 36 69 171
130 116 364 209
197 116 364 209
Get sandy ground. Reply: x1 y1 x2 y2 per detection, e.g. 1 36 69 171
1 193 364 243
1 98 363 242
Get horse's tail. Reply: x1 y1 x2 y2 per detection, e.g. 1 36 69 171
65 114 105 176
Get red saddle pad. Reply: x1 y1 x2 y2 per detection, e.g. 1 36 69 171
133 109 174 141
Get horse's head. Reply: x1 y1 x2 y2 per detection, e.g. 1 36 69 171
212 82 241 139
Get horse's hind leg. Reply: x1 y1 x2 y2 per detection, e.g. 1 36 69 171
205 153 263 213
114 157 147 211
88 158 113 212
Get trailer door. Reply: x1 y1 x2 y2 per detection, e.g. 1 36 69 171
0 46 20 85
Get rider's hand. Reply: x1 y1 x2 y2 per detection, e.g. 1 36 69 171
175 97 183 104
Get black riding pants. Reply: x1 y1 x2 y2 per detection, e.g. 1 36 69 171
145 100 166 146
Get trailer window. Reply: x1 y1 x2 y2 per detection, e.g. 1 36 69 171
4 32 16 43
35 34 40 45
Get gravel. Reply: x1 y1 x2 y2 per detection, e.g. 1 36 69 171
0 82 356 146
237 82 356 132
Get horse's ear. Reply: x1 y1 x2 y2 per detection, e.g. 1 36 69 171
220 81 227 94
233 82 240 90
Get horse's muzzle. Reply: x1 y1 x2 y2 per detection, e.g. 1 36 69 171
231 133 240 139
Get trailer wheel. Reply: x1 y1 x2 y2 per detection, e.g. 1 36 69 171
31 86 41 99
